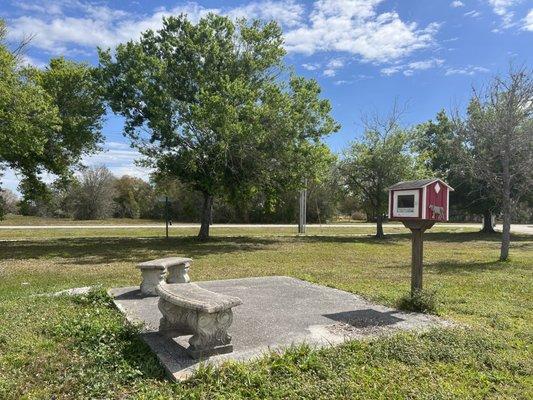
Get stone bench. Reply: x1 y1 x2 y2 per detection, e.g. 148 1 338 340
137 257 192 295
156 282 243 359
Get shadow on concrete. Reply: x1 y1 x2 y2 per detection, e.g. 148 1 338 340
113 288 149 301
323 309 403 328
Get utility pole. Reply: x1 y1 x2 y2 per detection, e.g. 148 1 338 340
298 180 307 234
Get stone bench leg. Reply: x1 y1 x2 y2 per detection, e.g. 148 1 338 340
167 262 190 284
139 268 165 296
158 298 234 359
188 309 233 358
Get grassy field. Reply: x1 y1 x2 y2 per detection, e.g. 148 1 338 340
0 214 166 226
0 225 531 399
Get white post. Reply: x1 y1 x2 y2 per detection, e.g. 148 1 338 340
298 180 307 234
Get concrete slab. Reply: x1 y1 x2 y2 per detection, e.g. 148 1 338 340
109 276 450 381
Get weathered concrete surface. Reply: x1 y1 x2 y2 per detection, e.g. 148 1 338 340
109 276 450 381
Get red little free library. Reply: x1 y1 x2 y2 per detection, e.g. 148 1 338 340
388 178 454 222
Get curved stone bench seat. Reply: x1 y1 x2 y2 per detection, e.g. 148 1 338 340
137 257 192 295
156 282 243 359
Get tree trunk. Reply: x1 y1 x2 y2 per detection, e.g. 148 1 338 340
375 214 384 239
480 210 496 233
198 192 213 241
501 208 511 260
500 154 511 261
239 202 250 223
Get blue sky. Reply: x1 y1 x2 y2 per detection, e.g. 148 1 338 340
1 0 532 193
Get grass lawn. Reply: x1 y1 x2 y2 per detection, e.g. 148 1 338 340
0 226 531 399
0 214 166 226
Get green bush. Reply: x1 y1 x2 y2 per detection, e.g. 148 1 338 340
72 287 111 307
397 288 439 314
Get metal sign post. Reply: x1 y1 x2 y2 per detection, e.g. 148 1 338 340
165 196 169 239
158 195 172 239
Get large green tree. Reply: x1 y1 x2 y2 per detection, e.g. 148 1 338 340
413 110 499 232
73 166 117 220
114 175 156 219
0 20 105 204
340 107 417 238
458 67 532 261
99 14 339 239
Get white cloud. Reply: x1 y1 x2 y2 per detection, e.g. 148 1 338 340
1 141 151 195
322 57 346 77
327 58 345 69
81 143 152 181
7 2 220 54
105 141 133 150
7 1 303 54
380 65 402 75
227 0 304 27
488 0 516 19
0 168 57 195
488 0 521 28
284 0 439 62
302 62 320 70
14 1 63 15
464 10 482 18
1 169 24 194
522 9 533 31
20 54 47 68
445 65 490 75
450 1 465 8
7 0 439 64
408 58 444 70
380 58 444 76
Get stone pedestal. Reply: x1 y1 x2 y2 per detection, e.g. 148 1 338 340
156 282 242 359
139 266 166 296
137 257 193 295
158 298 234 358
167 261 191 284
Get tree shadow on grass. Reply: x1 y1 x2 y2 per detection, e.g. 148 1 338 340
299 231 531 246
119 333 167 380
299 231 530 245
295 235 402 245
423 231 532 243
0 234 412 264
1 231 529 265
427 259 506 274
0 236 280 264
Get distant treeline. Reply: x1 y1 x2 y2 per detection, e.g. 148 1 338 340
1 164 531 224
0 166 344 224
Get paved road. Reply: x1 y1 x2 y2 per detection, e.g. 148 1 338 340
0 223 531 234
